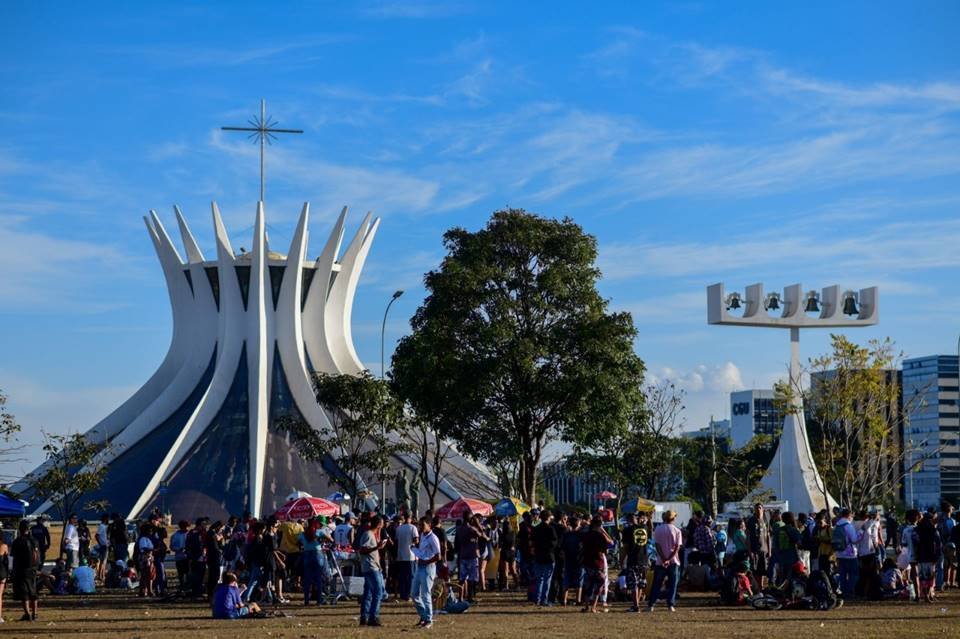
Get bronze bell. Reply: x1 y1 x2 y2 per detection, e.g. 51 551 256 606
842 292 859 316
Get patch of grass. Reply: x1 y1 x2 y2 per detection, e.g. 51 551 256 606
3 588 958 638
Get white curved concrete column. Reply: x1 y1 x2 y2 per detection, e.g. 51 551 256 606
327 213 379 373
277 204 333 435
247 203 271 517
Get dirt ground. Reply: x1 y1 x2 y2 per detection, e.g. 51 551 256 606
1 586 958 639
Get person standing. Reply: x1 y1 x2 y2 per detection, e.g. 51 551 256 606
916 512 941 603
12 520 40 621
136 523 156 598
814 510 835 574
745 504 770 588
621 512 650 612
334 513 356 549
857 510 882 597
901 509 921 601
497 518 518 591
834 508 862 599
109 513 128 562
531 510 558 606
170 520 190 593
516 511 534 600
298 519 330 606
62 513 80 569
205 521 225 599
95 514 110 583
455 514 487 603
580 516 612 613
185 518 208 598
29 518 50 568
357 515 389 627
411 516 441 628
774 512 802 578
646 510 683 613
0 533 9 622
395 513 419 601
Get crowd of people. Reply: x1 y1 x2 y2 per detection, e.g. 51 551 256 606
1 500 959 625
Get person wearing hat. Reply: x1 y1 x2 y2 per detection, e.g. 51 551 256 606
645 510 682 613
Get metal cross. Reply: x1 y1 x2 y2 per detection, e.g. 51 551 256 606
222 99 303 203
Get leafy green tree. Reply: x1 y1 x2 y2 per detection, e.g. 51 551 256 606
391 209 645 504
282 371 407 502
28 431 111 520
802 335 930 511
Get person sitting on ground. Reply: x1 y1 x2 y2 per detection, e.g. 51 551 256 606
212 572 261 619
72 561 96 594
880 557 907 599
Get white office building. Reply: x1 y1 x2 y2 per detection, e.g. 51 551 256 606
730 389 785 449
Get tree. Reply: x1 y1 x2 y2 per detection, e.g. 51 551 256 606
391 209 645 504
406 412 454 513
281 371 407 503
799 335 933 511
27 431 112 520
0 389 25 486
638 380 686 500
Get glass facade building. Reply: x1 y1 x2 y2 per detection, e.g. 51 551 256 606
903 355 960 509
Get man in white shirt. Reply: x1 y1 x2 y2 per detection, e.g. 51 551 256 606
411 516 441 628
395 514 419 601
62 513 80 569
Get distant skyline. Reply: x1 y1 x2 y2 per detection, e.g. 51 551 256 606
2 2 959 479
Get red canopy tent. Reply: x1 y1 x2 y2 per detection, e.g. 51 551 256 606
273 496 339 521
435 497 493 520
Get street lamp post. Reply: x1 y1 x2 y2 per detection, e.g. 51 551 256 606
380 290 404 508
707 282 879 512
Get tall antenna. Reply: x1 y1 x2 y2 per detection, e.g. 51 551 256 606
221 99 303 203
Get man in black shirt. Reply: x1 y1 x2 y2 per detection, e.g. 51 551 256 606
560 517 584 606
531 510 558 606
621 512 650 612
29 518 50 568
13 519 40 621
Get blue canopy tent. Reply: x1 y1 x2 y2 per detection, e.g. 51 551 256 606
0 493 26 517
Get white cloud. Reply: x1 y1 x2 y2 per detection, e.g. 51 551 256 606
651 361 745 395
0 216 140 312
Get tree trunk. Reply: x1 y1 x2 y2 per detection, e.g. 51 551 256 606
520 455 538 505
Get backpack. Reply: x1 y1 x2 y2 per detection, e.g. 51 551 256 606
801 525 818 552
831 522 849 552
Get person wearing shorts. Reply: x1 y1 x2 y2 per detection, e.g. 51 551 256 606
12 520 40 621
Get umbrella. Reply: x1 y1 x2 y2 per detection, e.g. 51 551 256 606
326 492 350 502
435 498 493 520
494 497 530 517
621 497 657 514
286 490 313 501
595 490 618 500
273 496 338 521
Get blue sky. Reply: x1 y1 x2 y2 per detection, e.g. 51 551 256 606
2 1 959 478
